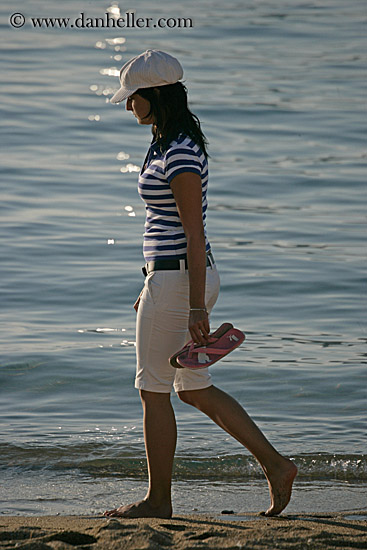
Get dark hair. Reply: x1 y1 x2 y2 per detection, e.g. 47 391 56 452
135 82 209 158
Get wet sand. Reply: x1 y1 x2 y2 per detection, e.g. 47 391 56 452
0 512 366 549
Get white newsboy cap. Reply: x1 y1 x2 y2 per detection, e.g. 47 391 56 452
110 49 184 104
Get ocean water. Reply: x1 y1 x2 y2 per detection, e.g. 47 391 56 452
0 0 366 516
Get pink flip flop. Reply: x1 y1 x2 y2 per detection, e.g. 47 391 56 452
169 323 245 370
169 323 234 369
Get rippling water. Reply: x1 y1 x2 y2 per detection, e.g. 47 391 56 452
1 0 366 515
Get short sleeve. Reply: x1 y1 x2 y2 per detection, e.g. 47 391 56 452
165 141 202 184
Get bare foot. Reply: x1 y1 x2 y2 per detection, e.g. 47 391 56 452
261 458 298 517
104 498 172 519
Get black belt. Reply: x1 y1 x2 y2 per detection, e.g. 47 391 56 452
142 251 214 276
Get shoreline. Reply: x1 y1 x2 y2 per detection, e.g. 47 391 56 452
1 512 366 549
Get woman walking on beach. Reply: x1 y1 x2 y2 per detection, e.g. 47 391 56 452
104 49 297 519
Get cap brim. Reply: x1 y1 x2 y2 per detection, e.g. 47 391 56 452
110 86 137 104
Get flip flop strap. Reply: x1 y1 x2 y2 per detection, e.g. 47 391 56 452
188 345 228 358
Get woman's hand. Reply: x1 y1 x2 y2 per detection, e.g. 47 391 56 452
189 309 211 345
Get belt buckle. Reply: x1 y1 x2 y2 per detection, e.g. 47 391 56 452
207 251 214 268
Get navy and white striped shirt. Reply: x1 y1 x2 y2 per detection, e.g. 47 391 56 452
138 134 211 261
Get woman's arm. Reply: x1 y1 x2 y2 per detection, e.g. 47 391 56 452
170 172 210 345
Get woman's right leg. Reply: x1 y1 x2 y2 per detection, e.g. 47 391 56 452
141 389 176 514
105 268 216 518
104 389 175 518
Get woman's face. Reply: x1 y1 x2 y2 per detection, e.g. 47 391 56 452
126 93 154 125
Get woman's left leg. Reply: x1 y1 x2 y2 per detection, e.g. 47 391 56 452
178 385 297 516
104 390 176 518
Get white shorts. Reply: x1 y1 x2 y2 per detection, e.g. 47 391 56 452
135 264 220 393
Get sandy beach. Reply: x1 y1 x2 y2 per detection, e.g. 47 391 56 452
1 512 366 550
